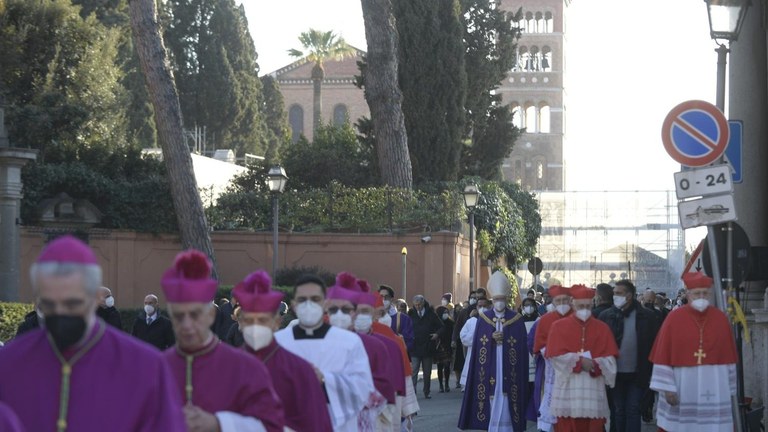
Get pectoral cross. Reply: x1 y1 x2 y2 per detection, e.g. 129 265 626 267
694 348 707 365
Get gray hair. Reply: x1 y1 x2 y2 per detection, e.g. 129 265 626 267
412 294 425 303
30 262 102 297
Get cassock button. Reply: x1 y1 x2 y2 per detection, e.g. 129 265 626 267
57 419 67 430
62 364 71 375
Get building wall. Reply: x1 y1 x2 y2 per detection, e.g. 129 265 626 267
273 53 369 142
499 0 568 191
19 229 482 309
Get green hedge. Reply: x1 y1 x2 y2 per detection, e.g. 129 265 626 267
0 302 34 342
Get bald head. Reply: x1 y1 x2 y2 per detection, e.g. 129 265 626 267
97 286 113 307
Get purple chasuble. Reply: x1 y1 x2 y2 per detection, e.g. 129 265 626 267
370 332 406 395
0 321 185 432
163 338 285 432
526 319 545 421
359 333 397 404
248 340 333 432
0 400 25 432
457 309 529 431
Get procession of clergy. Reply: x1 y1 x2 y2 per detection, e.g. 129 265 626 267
0 235 738 432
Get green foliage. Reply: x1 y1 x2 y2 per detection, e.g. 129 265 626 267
164 0 270 156
260 76 290 163
0 302 33 342
21 146 178 233
282 122 378 189
287 29 355 65
393 0 467 183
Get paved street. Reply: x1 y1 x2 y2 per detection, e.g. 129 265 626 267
411 370 659 431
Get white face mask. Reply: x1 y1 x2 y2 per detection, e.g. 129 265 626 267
691 298 709 312
613 296 627 309
378 314 392 326
545 303 555 313
354 314 373 333
296 301 324 327
329 310 352 329
105 296 115 308
575 309 591 321
144 305 155 316
442 313 449 320
469 298 477 306
383 300 391 309
523 305 535 315
441 299 448 306
555 304 570 316
494 300 506 312
243 324 273 351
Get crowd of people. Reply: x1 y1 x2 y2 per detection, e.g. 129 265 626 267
0 235 739 432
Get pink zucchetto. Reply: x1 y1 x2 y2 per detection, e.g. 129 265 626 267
326 272 361 304
160 250 218 303
355 279 377 307
233 271 284 313
36 235 98 265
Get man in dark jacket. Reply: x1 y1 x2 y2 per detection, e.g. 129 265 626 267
96 286 123 329
592 283 614 318
131 294 175 350
598 279 660 432
408 295 443 399
15 310 39 337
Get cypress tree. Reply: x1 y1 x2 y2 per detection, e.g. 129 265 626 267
393 0 466 183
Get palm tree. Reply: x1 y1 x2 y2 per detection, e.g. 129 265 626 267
288 29 355 131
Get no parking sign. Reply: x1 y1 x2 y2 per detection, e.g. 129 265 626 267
661 100 729 167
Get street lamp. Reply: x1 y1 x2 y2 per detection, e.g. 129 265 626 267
267 166 288 276
401 247 408 300
463 184 480 292
703 1 749 429
704 0 750 110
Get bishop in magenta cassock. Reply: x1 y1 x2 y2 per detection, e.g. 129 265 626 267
0 236 186 432
545 284 618 432
357 280 410 432
531 283 571 432
649 271 738 432
275 273 375 432
233 270 332 432
160 250 285 432
458 271 529 432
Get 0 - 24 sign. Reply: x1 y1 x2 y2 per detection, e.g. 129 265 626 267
674 165 732 200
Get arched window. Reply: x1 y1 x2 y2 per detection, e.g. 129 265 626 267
545 12 554 33
333 104 349 126
525 104 537 132
288 104 304 143
530 46 540 71
515 46 529 71
511 104 523 129
515 15 526 33
525 12 534 33
535 12 544 33
539 103 551 133
541 46 552 71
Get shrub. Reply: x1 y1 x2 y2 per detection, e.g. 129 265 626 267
0 302 34 342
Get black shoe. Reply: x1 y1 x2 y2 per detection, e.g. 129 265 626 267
425 393 431 399
445 386 450 393
439 387 444 393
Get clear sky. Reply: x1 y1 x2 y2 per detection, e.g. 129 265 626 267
242 0 719 192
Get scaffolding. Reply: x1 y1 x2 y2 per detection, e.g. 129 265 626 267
518 190 685 296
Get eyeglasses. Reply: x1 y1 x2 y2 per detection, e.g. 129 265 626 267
327 305 354 315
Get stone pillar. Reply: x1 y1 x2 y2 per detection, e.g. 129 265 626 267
0 104 37 301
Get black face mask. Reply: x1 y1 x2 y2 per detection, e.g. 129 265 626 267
44 315 87 351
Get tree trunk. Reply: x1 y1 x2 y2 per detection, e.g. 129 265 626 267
311 63 324 132
360 0 413 189
128 0 218 277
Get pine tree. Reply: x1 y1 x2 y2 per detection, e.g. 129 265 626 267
393 0 466 183
259 75 290 163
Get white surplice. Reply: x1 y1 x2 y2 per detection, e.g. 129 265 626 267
488 311 514 432
275 326 374 432
549 352 616 419
537 348 557 431
459 316 478 386
650 363 736 432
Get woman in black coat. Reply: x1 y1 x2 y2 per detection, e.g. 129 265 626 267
434 306 454 393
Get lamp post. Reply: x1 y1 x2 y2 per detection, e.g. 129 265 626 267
704 1 750 429
401 247 408 300
463 184 480 292
267 166 288 277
